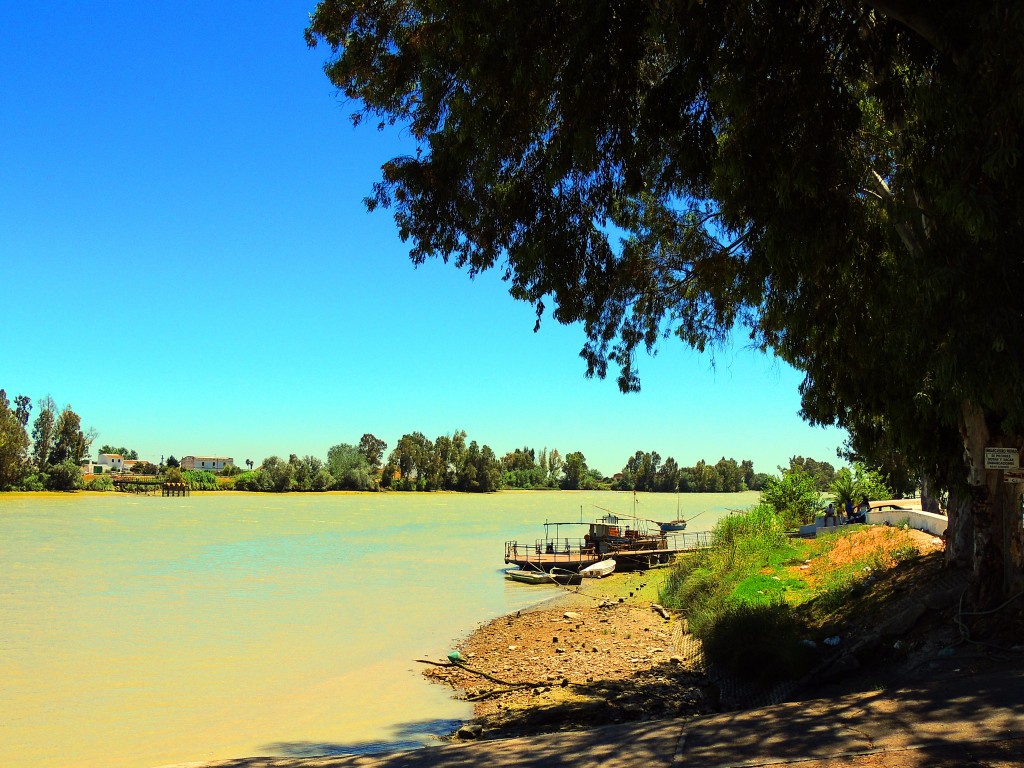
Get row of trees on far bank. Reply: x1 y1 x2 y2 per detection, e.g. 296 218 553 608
1 385 896 500
215 431 509 493
499 447 774 493
613 452 771 493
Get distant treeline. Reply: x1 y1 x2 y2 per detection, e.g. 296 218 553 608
501 447 769 493
1 389 773 495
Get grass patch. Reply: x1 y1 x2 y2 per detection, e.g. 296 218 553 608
660 507 929 685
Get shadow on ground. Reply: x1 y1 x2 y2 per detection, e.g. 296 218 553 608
259 718 464 758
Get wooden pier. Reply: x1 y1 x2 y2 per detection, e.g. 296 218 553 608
109 475 190 496
111 475 161 495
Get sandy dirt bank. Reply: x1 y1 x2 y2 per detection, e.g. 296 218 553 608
423 570 712 739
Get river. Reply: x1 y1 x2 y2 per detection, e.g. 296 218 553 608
0 489 756 768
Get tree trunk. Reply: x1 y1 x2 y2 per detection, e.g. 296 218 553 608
944 488 973 569
959 402 1024 609
920 471 941 513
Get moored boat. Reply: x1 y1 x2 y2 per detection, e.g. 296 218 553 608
657 519 687 533
580 559 615 578
505 508 712 573
505 568 583 586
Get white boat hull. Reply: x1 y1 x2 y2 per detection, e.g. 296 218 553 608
580 560 616 578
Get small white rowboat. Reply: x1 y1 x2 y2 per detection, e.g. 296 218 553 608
580 560 616 578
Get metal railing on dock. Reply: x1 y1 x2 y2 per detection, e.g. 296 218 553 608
504 529 714 572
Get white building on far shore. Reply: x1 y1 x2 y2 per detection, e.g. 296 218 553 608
180 456 234 472
97 453 124 472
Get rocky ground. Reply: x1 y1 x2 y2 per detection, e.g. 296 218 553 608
423 572 714 740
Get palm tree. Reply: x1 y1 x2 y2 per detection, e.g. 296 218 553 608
830 468 856 506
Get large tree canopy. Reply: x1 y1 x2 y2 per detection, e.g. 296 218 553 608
307 1 1024 605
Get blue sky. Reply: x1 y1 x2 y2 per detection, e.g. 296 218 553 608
1 1 845 476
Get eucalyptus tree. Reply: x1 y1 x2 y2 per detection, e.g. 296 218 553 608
327 442 372 489
308 2 1024 605
48 406 90 467
561 451 589 490
30 395 56 470
357 433 388 472
0 390 31 489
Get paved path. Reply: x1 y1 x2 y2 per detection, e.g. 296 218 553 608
159 666 1024 768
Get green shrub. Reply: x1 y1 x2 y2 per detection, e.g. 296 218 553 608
232 471 262 491
182 470 219 490
699 601 813 684
20 474 45 491
761 468 823 527
660 505 814 683
46 460 83 491
86 475 114 491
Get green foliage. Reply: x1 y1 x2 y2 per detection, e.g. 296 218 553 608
86 475 114 491
232 470 261 491
700 601 813 685
182 470 219 490
165 455 180 468
830 464 893 506
163 467 184 484
357 433 387 471
0 389 31 489
327 444 373 490
258 456 295 492
761 467 823 527
287 454 331 491
502 445 555 489
20 473 46 492
560 451 589 490
30 396 55 470
99 445 138 460
45 459 83 491
788 457 836 492
383 430 503 492
660 505 810 682
48 406 89 466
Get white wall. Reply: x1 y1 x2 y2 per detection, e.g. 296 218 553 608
866 508 948 536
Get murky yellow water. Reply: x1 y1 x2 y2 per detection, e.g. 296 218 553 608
0 490 754 767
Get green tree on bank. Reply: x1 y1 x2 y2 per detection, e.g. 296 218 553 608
0 390 32 490
2 393 93 491
305 1 1024 607
98 445 139 460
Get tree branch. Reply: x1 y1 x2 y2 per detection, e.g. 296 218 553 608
869 169 923 256
866 0 946 52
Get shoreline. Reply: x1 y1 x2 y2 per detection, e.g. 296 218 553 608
424 568 713 740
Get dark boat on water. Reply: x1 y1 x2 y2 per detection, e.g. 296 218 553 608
657 519 688 533
505 567 584 586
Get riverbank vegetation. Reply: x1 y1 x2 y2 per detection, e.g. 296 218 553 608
0 391 93 492
660 506 923 685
